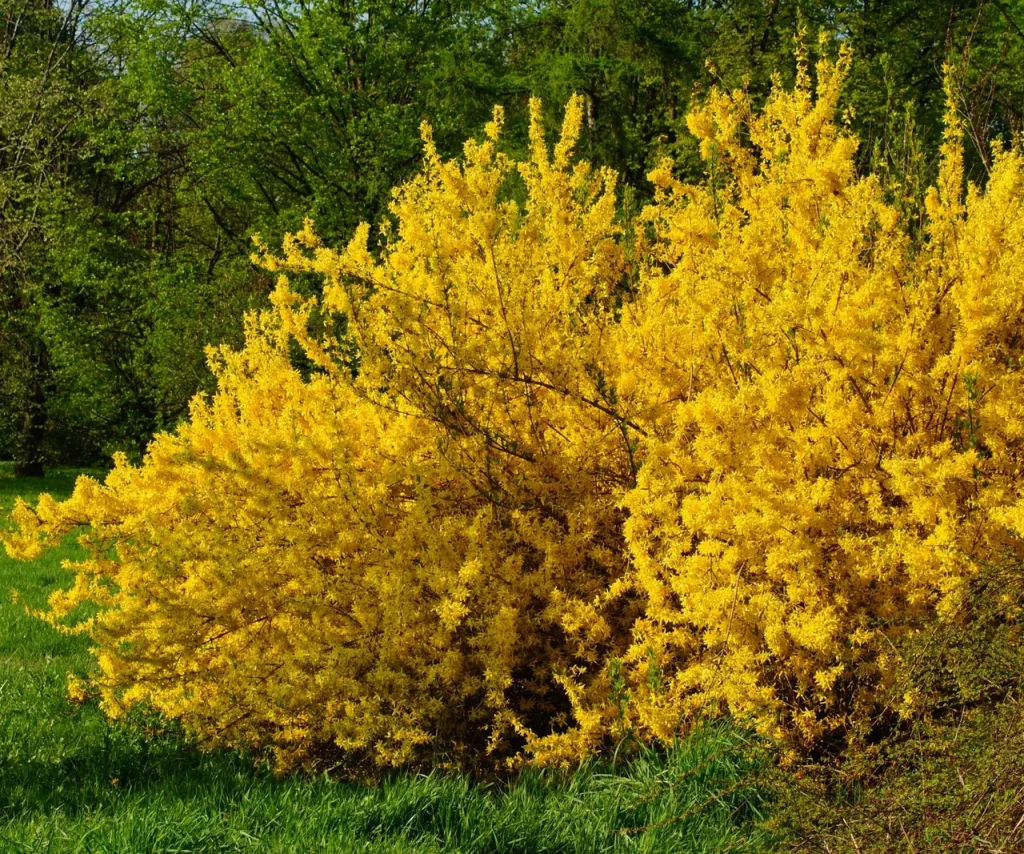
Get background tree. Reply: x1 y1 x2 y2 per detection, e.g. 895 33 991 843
4 0 1024 470
0 0 96 474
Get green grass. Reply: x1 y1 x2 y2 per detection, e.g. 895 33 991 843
0 465 776 853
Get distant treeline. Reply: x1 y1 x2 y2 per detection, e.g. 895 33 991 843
3 0 1023 472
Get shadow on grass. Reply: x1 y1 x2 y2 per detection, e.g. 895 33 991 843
1 707 774 853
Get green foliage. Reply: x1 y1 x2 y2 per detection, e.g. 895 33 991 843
506 0 707 186
766 556 1024 852
7 0 1024 470
0 0 87 472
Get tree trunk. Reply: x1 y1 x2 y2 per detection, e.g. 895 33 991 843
13 346 48 477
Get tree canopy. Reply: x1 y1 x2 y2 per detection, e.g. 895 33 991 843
3 0 1024 470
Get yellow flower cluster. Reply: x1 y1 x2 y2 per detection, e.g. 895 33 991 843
4 97 636 771
614 45 1024 748
4 49 1023 770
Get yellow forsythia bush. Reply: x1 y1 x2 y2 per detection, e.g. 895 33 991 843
3 99 638 772
611 45 1024 749
4 47 1024 771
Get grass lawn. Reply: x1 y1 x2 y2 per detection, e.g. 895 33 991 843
0 465 776 853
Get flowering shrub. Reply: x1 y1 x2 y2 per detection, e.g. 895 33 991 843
612 44 1024 749
3 98 638 772
4 47 1023 771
